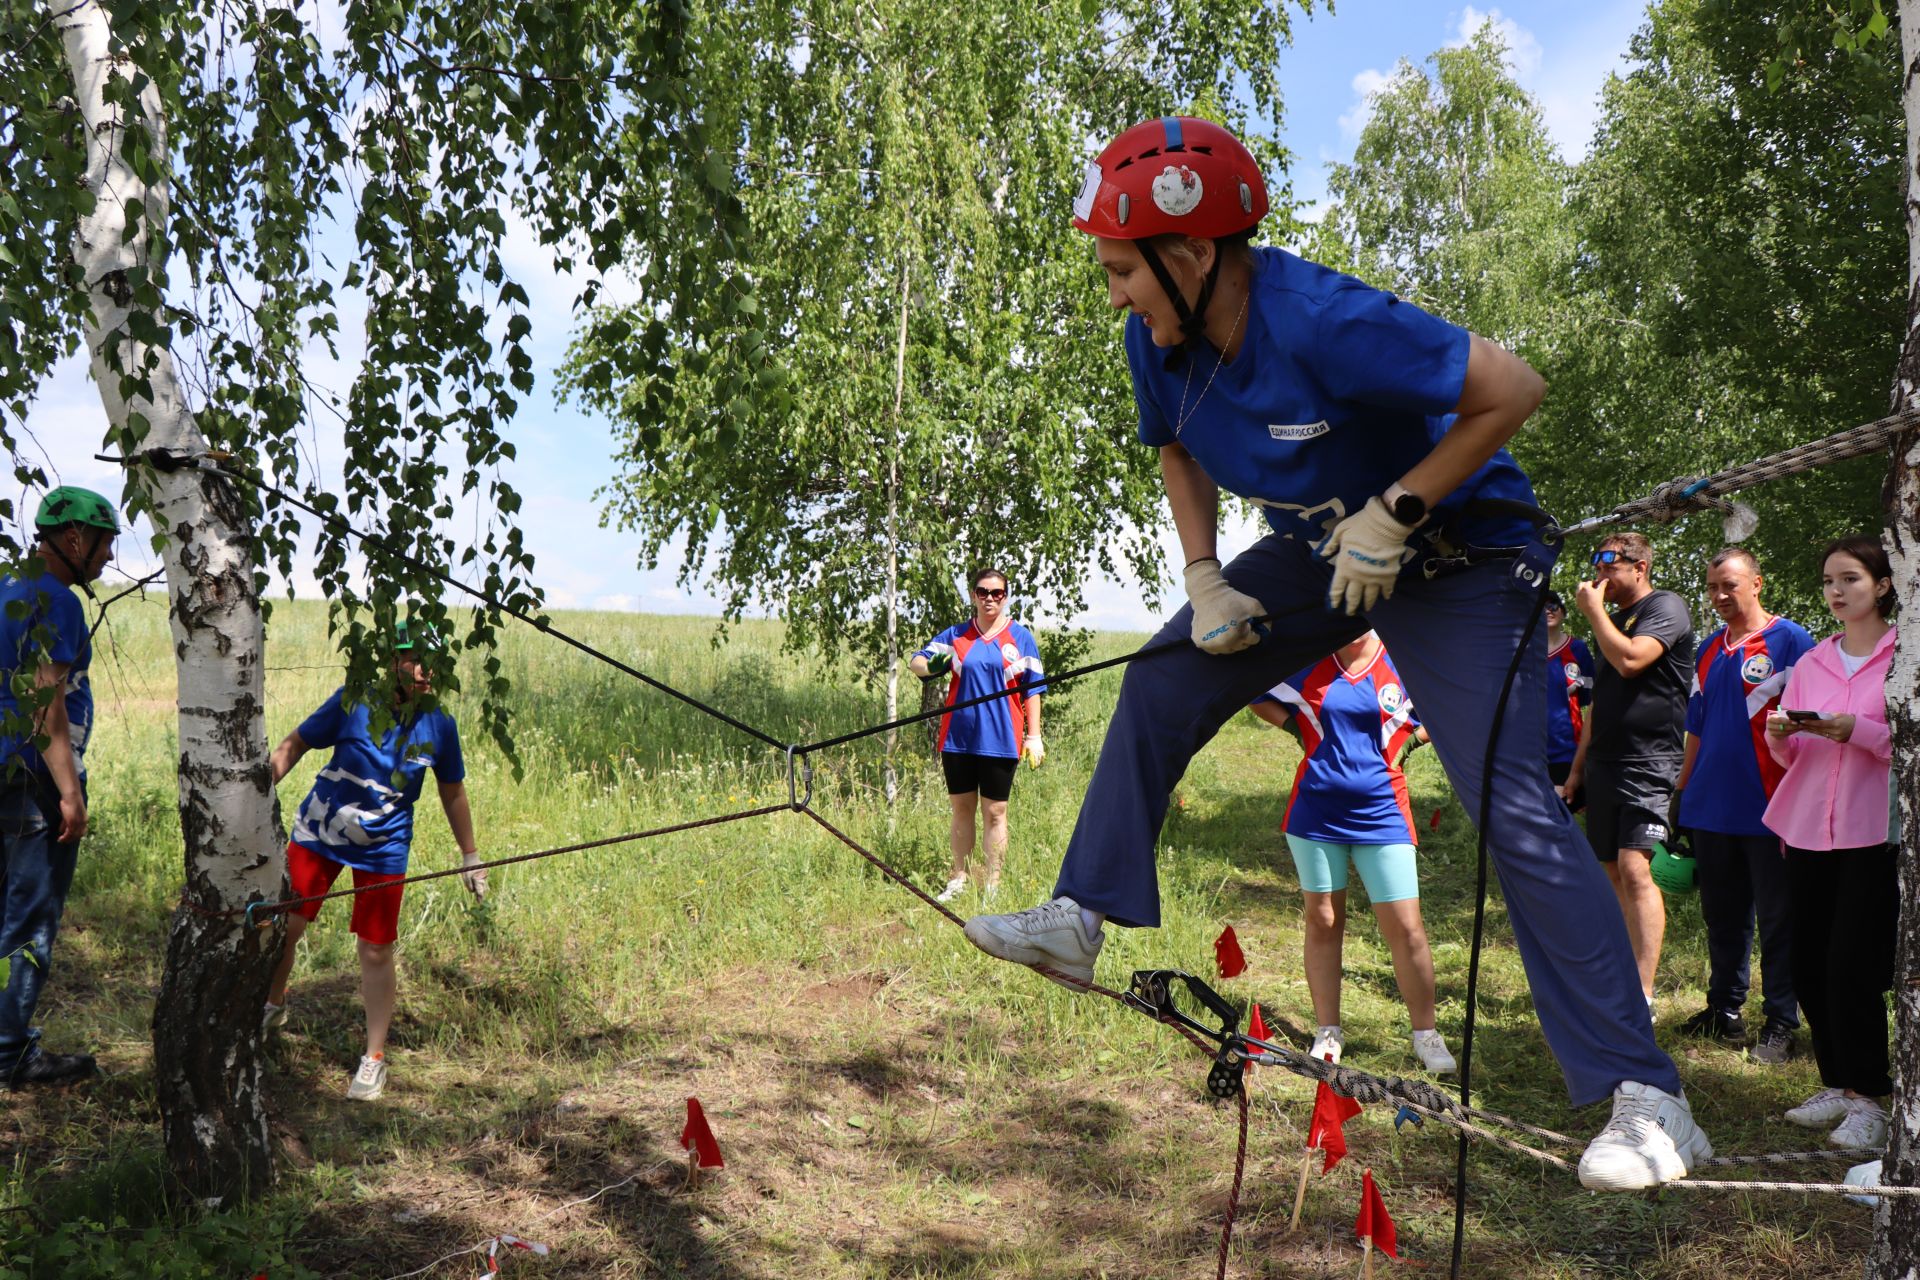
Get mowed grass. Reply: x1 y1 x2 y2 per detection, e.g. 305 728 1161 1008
0 595 1874 1278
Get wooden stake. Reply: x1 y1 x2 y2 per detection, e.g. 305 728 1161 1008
685 1146 701 1191
1287 1150 1314 1234
1360 1237 1374 1279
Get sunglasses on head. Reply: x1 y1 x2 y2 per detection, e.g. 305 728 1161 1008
1590 549 1638 567
974 587 1007 600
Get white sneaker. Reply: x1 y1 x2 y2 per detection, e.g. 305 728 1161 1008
962 896 1104 989
1785 1087 1851 1129
261 1002 288 1033
1576 1082 1712 1190
1829 1098 1889 1151
1845 1159 1885 1206
1309 1025 1344 1064
934 876 968 904
347 1054 388 1102
1411 1028 1457 1074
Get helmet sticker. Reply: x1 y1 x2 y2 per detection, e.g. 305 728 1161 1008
1740 652 1775 684
1072 161 1102 223
1150 164 1203 217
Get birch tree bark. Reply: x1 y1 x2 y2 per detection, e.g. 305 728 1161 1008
55 0 284 1203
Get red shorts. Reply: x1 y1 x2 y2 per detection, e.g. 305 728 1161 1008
285 842 406 945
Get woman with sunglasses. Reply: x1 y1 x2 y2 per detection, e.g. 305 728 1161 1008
909 569 1046 902
963 116 1705 1190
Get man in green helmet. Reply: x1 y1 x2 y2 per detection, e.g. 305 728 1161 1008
0 486 118 1088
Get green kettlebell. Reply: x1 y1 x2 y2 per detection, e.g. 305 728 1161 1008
1650 832 1697 896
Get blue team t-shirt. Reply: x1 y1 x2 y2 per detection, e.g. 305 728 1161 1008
1256 648 1422 845
0 573 93 779
1127 247 1539 550
1545 635 1595 766
290 688 465 874
915 620 1046 759
1680 617 1814 836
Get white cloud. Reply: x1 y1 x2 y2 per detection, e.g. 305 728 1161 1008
1337 67 1393 142
1449 6 1543 80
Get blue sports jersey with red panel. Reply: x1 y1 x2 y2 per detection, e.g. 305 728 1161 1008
915 621 1046 758
1679 617 1815 836
1545 636 1594 766
1255 648 1421 845
290 688 466 874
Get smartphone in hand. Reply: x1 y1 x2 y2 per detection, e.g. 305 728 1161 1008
1782 709 1826 723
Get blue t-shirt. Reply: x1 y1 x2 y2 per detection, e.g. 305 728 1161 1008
1545 635 1595 766
0 573 93 779
1680 617 1815 836
290 688 466 874
1256 648 1421 845
1128 247 1539 550
915 620 1046 758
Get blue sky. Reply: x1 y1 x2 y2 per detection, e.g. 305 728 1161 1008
31 1 1648 635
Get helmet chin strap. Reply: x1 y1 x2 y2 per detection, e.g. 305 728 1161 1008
1137 239 1225 369
39 530 105 600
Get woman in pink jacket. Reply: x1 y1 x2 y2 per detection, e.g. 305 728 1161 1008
1762 534 1896 1152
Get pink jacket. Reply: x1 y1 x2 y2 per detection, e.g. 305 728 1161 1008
1762 629 1895 851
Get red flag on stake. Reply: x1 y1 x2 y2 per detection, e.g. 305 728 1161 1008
1244 1003 1271 1073
682 1097 724 1169
1355 1168 1398 1259
1307 1081 1363 1173
1429 806 1444 831
1215 925 1246 979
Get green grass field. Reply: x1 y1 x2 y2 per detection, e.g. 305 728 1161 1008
0 596 1874 1278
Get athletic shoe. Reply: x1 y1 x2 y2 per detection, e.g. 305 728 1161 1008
1749 1018 1795 1065
1677 1004 1748 1044
1576 1082 1712 1190
7 1048 96 1090
1411 1028 1457 1074
262 1002 288 1033
1309 1025 1344 1064
347 1054 388 1102
962 896 1103 989
933 876 968 904
1829 1098 1889 1151
1845 1159 1885 1207
1785 1087 1851 1129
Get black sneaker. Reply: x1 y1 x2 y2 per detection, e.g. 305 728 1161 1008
1751 1018 1797 1064
1677 1005 1748 1045
8 1048 97 1090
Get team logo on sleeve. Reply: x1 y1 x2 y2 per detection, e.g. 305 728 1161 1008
1740 653 1775 684
1563 661 1581 684
1377 683 1405 715
1001 642 1020 665
1151 165 1203 216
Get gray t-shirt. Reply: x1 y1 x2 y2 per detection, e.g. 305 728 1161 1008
1589 588 1694 761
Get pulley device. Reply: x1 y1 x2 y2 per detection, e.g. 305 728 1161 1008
1122 969 1295 1099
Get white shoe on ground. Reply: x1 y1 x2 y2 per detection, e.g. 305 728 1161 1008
1576 1082 1712 1190
934 876 968 904
262 1002 288 1032
1411 1028 1457 1074
1829 1097 1889 1151
962 896 1104 989
1845 1159 1886 1206
1309 1025 1344 1064
347 1053 388 1102
1785 1087 1851 1129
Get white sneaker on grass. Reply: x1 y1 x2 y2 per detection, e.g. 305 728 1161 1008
1785 1087 1851 1129
962 896 1103 989
1576 1082 1712 1190
1411 1028 1457 1074
934 876 968 904
1829 1098 1888 1151
347 1053 388 1102
1309 1025 1344 1064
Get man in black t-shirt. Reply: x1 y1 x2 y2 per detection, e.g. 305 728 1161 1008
1565 532 1695 1013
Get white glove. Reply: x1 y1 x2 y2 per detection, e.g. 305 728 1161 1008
459 851 488 900
1023 735 1046 769
1184 559 1268 654
1318 496 1419 615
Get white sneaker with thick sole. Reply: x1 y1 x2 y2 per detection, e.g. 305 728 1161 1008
1785 1087 1851 1129
1829 1098 1889 1151
347 1054 388 1102
1309 1025 1344 1064
934 876 968 904
962 896 1103 989
1576 1082 1712 1190
1411 1028 1457 1074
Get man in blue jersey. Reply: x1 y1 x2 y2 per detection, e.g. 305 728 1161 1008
964 117 1709 1190
1671 548 1812 1062
0 487 118 1089
1544 591 1594 811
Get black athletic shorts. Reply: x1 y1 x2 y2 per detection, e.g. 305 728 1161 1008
1548 759 1586 814
1585 756 1678 862
942 752 1017 802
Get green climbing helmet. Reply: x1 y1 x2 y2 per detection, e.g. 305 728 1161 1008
1650 833 1697 896
35 486 119 533
393 619 440 653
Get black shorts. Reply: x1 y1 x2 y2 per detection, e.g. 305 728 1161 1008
942 752 1017 802
1548 760 1585 814
1585 756 1678 862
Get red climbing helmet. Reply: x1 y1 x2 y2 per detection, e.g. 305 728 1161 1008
1071 116 1268 242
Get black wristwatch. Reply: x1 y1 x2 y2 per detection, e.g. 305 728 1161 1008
1385 484 1428 526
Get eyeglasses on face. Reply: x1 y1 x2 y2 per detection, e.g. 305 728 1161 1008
974 587 1007 600
1590 549 1640 567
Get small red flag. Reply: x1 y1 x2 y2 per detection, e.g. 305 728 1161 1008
1354 1167 1398 1258
681 1097 724 1169
1244 1002 1271 1073
1429 807 1444 831
1215 925 1246 979
1307 1080 1363 1173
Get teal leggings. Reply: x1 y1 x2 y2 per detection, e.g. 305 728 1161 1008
1285 834 1421 903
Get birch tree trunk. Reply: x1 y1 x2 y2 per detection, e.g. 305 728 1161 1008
1875 5 1920 1274
57 0 285 1204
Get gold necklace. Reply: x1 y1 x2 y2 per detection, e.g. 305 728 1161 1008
1172 288 1250 438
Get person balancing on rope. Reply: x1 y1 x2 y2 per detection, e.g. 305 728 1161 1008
262 619 485 1102
963 116 1710 1189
